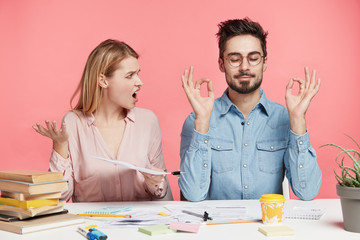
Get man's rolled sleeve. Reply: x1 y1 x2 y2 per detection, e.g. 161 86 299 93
286 130 321 200
179 118 212 201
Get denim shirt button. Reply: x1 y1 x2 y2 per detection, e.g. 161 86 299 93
204 140 208 144
217 145 221 149
299 164 303 168
204 163 208 168
247 122 250 125
299 141 303 145
270 146 274 150
243 164 247 168
244 143 248 147
244 185 248 189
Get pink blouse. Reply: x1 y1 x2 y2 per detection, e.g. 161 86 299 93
49 108 168 202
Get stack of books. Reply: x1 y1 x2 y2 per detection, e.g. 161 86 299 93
0 170 84 234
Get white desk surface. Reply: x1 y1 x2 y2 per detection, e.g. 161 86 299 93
0 199 359 239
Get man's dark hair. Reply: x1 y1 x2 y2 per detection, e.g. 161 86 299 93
216 17 268 59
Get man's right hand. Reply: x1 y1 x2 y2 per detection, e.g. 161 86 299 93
181 66 215 134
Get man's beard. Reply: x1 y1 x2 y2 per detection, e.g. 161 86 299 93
226 72 262 94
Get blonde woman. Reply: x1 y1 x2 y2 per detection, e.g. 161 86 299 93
33 39 172 202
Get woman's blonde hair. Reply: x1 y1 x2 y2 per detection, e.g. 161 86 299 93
71 39 138 114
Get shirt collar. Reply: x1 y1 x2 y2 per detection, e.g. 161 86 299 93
219 88 270 117
86 108 136 126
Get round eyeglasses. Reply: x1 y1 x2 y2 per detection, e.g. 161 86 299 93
226 52 264 67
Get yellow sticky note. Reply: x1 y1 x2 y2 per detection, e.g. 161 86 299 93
158 212 170 216
258 225 295 236
85 225 98 230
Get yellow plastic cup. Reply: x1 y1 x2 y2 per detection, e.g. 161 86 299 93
260 194 285 224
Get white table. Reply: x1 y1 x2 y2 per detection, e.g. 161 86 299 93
0 199 359 239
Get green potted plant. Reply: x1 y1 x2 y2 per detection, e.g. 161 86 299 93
322 135 360 233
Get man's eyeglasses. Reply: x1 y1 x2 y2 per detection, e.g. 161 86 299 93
226 52 264 67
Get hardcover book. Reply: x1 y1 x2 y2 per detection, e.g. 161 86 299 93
0 201 66 219
0 197 59 209
1 191 62 201
0 170 63 183
0 179 68 194
0 213 84 234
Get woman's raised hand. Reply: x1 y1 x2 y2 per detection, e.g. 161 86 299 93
32 120 69 158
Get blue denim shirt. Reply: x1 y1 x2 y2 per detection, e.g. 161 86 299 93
179 89 322 201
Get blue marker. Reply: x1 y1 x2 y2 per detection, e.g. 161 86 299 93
77 227 107 240
87 228 108 240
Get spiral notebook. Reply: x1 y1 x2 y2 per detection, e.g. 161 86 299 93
84 206 133 215
285 206 325 220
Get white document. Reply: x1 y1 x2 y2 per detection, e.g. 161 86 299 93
92 156 171 175
164 202 250 223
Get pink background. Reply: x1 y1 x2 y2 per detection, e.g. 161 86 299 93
1 0 359 200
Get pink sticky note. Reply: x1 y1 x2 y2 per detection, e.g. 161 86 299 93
169 222 200 233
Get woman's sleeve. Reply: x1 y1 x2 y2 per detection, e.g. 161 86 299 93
49 114 75 202
49 150 74 201
144 113 169 199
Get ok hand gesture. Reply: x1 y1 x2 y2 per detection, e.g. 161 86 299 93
285 67 321 134
181 66 215 134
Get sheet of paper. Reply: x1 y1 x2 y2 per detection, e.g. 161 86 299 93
164 202 251 223
92 156 171 175
80 202 253 228
86 208 175 228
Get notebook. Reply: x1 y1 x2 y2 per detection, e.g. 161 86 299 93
285 206 325 220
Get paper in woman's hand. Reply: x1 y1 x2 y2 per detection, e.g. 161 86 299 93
92 156 171 175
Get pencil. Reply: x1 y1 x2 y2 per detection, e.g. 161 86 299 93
78 213 132 218
206 219 261 225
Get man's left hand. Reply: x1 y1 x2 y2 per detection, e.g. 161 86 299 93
285 66 321 135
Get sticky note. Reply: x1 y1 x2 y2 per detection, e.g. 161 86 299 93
138 224 177 236
158 212 170 216
258 225 295 236
85 225 98 230
169 222 200 233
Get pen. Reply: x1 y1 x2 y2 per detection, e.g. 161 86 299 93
77 227 88 238
206 219 261 225
78 213 132 218
182 210 213 221
171 171 181 175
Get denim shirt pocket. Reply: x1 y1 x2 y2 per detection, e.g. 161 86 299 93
257 140 288 174
211 138 234 173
